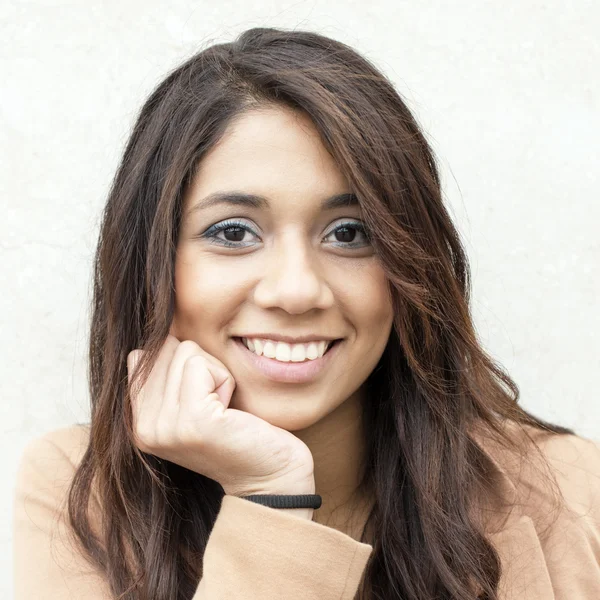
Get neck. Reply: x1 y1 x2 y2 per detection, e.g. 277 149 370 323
293 388 373 531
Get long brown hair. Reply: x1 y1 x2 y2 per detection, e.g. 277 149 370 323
67 26 574 599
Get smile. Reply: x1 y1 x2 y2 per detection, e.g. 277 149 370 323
232 337 343 384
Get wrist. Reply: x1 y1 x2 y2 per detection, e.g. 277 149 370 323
232 478 317 521
228 473 316 497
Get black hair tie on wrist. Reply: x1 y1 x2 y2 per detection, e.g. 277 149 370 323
240 494 322 509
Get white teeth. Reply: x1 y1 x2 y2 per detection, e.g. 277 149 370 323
305 343 319 360
262 340 277 358
241 338 331 362
275 343 291 361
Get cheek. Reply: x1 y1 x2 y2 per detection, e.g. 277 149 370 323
353 267 394 328
173 255 243 327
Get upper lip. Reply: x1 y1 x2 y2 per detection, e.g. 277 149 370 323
234 334 342 344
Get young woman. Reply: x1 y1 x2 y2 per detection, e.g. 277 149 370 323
13 26 600 600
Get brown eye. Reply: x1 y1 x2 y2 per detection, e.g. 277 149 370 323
201 219 259 248
324 222 370 248
334 226 357 243
221 226 246 242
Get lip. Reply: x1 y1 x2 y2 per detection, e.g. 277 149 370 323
235 333 340 344
231 337 343 384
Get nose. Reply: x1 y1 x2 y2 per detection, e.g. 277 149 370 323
252 233 334 314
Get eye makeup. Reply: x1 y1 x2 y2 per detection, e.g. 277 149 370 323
199 218 371 249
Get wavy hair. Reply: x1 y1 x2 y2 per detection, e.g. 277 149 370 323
67 26 574 599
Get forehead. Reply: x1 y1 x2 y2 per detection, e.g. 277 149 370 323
188 106 350 203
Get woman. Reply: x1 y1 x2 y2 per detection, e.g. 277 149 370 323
13 26 600 600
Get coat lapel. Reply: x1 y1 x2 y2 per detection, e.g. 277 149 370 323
487 513 555 599
474 426 555 599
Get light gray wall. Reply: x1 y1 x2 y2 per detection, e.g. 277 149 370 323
2 1 598 594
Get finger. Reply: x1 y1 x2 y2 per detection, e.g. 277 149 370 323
135 335 180 423
162 339 234 407
146 334 181 398
209 362 236 408
174 342 235 401
127 350 145 421
181 346 235 409
178 355 223 419
129 335 180 444
162 340 209 412
127 349 142 384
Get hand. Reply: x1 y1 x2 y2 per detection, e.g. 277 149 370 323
127 335 316 500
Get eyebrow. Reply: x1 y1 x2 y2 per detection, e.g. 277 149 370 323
188 191 359 214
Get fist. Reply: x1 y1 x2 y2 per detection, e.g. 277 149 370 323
127 335 315 497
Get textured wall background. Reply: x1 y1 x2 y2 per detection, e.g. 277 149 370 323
2 0 599 594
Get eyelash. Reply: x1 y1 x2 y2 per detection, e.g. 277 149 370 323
201 219 371 249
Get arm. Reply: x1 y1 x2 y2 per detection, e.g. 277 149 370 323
193 495 373 600
13 427 373 600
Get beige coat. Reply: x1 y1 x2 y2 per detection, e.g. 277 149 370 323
12 422 600 599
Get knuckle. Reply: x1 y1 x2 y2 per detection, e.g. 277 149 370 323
127 349 143 375
177 339 201 355
183 354 206 370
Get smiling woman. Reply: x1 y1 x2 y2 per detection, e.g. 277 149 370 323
12 25 600 600
170 106 392 426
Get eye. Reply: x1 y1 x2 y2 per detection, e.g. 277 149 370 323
201 219 259 247
200 219 371 249
323 221 371 248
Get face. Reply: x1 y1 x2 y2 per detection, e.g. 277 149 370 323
172 105 394 431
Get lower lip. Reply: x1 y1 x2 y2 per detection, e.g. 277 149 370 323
232 337 343 383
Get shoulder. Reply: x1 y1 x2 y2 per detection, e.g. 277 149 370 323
17 423 91 475
13 425 117 597
476 420 600 532
474 423 600 597
14 423 92 512
524 426 600 519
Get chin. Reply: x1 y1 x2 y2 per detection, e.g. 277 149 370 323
231 388 326 431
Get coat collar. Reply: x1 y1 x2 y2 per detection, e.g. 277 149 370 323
350 420 574 598
486 513 555 599
472 421 556 599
